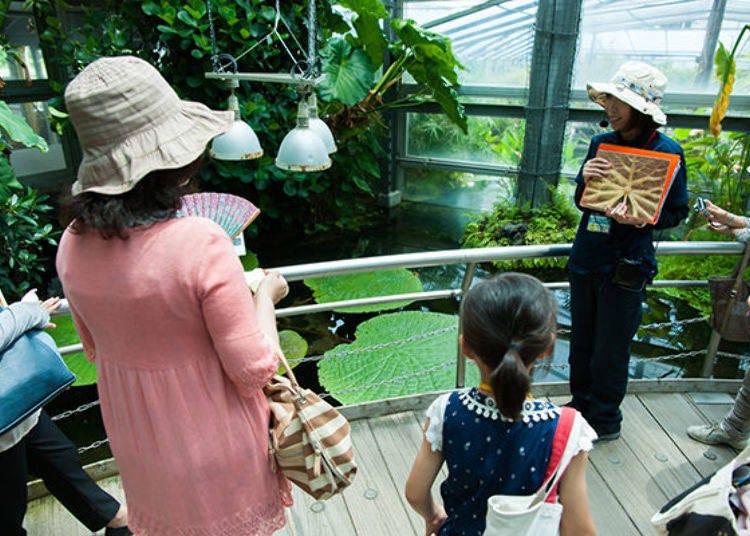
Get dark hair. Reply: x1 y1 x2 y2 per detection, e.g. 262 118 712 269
624 107 659 137
461 273 557 421
60 156 203 239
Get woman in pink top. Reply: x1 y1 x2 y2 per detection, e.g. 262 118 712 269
55 56 292 536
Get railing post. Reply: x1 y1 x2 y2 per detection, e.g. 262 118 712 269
456 263 477 388
702 329 721 378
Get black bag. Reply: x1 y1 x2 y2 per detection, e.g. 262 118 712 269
709 243 750 343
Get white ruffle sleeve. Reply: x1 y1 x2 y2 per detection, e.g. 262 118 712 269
573 411 598 454
424 393 452 452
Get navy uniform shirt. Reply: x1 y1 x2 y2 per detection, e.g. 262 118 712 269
567 130 689 279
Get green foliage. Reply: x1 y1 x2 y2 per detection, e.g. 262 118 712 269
674 128 750 217
305 269 424 313
0 101 48 154
31 0 464 235
278 329 307 374
461 193 579 273
49 315 97 386
318 311 476 404
0 188 60 300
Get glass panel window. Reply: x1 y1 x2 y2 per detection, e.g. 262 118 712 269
7 101 67 178
406 113 525 167
403 0 537 88
402 168 514 212
573 0 750 97
1 6 48 81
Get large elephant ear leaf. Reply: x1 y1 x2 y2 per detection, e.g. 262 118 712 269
318 311 476 404
304 268 423 313
0 101 48 152
319 38 374 105
50 316 98 386
337 0 389 19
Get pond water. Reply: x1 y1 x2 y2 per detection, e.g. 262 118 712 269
47 200 746 464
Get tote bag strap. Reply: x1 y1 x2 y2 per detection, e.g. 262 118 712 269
719 242 750 335
531 407 577 506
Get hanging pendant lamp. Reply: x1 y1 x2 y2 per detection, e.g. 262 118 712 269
275 100 331 172
306 93 337 154
209 80 263 161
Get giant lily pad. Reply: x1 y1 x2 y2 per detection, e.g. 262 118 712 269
278 329 307 375
305 269 423 313
318 311 478 404
49 315 97 386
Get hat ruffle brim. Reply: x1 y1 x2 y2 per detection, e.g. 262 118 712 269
586 81 667 126
72 101 234 196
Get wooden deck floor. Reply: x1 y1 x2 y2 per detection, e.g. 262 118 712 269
25 390 741 535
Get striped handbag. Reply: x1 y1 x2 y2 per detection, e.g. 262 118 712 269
264 351 357 499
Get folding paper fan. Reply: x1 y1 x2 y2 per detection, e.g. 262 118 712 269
580 143 681 224
175 192 260 238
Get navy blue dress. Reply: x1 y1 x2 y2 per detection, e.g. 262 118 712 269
425 388 569 536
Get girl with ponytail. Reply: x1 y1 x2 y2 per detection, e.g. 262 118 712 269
406 273 597 536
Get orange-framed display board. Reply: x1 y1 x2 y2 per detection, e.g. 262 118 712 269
580 143 681 224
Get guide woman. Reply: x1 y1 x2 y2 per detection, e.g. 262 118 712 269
566 61 688 441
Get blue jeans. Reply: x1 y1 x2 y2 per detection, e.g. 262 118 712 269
568 271 644 435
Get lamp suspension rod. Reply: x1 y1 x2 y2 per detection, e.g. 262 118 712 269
307 0 316 77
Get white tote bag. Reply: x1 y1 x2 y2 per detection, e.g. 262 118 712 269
651 444 750 535
484 407 580 536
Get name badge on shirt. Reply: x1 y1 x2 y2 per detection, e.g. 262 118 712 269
587 214 610 234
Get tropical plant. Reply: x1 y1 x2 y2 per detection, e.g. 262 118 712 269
31 0 465 235
710 24 749 137
461 190 579 275
317 310 476 404
305 268 423 313
0 41 58 302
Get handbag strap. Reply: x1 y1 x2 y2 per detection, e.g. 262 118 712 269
533 407 577 505
719 242 750 335
275 345 301 388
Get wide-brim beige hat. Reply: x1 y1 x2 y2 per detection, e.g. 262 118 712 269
64 56 233 196
586 60 668 126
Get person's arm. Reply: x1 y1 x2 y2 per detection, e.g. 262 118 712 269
0 301 49 353
196 224 281 396
405 423 447 536
557 451 597 536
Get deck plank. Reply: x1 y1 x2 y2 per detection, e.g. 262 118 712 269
620 396 703 498
367 411 427 533
639 393 736 477
343 420 419 536
282 487 355 536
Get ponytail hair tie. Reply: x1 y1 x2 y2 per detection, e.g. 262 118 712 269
508 342 521 353
502 342 521 364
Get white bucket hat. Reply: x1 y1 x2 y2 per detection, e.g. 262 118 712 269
586 61 668 126
65 56 233 196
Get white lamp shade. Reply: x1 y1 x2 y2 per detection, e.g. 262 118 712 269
308 117 337 154
275 126 331 172
209 120 263 161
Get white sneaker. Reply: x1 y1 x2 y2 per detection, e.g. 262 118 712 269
687 423 749 450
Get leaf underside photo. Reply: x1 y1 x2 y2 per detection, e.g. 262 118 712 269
581 149 672 222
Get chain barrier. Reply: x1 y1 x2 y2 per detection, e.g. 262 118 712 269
77 438 109 455
51 400 100 422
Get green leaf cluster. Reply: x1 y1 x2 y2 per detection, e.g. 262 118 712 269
461 192 579 275
30 0 464 235
0 187 60 300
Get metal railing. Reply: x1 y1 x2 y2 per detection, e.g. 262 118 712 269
51 240 747 455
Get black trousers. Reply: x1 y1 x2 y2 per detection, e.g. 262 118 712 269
0 411 120 535
568 271 645 435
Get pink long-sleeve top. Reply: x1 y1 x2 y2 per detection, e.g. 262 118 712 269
56 217 291 536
